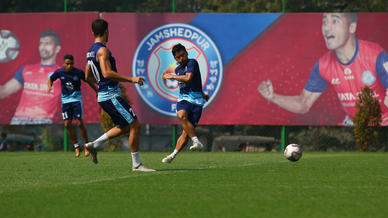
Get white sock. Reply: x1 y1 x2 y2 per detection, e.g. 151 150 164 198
171 149 179 158
74 143 80 148
131 152 142 168
191 136 199 143
93 133 108 149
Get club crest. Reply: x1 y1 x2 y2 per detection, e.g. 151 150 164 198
132 23 223 116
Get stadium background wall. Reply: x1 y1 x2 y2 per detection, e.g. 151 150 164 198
1 13 388 151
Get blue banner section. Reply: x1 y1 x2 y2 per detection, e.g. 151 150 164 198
190 13 282 64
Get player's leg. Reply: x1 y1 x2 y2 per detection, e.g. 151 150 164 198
85 98 128 164
62 103 81 157
177 109 196 138
127 119 145 169
86 125 130 149
64 119 81 157
64 120 77 145
127 116 155 171
75 119 89 157
86 97 154 171
188 103 203 151
103 97 155 172
162 130 189 163
86 98 131 151
73 102 89 157
176 130 189 151
177 101 204 151
128 119 140 153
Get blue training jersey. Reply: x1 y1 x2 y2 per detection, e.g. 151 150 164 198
50 67 85 104
175 59 205 106
86 42 120 102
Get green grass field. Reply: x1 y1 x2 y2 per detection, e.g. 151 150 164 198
0 152 387 218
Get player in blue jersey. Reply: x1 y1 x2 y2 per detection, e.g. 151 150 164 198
47 54 97 157
84 19 155 172
161 43 209 164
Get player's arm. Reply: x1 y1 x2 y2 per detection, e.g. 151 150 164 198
47 71 59 93
258 80 322 114
202 91 209 101
0 78 22 99
97 47 144 85
81 67 97 93
162 72 193 83
46 79 54 93
163 60 197 82
258 62 326 114
375 51 388 108
272 89 322 114
0 66 24 98
84 63 96 84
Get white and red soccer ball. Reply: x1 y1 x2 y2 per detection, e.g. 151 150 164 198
0 30 20 63
284 144 302 162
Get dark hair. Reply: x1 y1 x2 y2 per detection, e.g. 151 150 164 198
172 43 186 56
1 132 6 138
344 13 358 24
92 19 108 37
40 29 61 46
64 54 74 61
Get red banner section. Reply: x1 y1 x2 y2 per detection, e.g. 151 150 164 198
0 13 99 124
102 13 388 125
2 13 388 125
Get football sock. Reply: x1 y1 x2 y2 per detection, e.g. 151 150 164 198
93 133 108 149
191 136 199 143
131 152 142 168
74 143 80 148
171 149 179 158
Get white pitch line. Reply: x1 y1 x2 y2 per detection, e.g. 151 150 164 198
72 172 165 185
70 163 257 185
71 167 215 185
71 153 367 185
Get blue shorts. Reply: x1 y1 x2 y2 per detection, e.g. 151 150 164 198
99 96 137 128
177 100 203 127
62 101 83 121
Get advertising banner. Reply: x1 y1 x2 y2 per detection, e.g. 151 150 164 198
2 13 388 125
102 13 388 125
0 12 99 124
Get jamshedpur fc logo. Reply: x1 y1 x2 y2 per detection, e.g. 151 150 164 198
132 23 223 116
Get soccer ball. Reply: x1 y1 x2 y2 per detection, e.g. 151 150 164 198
284 144 302 162
0 30 20 63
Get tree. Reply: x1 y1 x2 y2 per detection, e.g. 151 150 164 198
353 86 382 151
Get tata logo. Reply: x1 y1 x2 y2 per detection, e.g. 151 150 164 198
344 68 352 75
343 68 354 80
337 92 356 101
132 23 223 116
